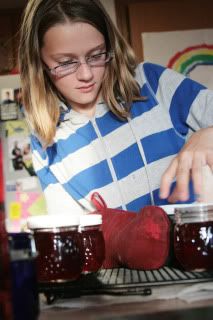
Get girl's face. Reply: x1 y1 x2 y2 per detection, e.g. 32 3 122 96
41 22 107 115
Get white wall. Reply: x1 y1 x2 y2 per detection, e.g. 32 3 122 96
0 74 20 92
100 0 117 25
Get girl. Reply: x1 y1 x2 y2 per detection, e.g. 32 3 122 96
19 0 213 268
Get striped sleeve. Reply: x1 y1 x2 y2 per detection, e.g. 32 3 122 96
138 62 213 137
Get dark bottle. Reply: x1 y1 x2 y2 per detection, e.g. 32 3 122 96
174 204 213 271
0 138 13 320
80 214 105 273
8 232 39 320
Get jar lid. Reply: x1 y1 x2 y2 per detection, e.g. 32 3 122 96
175 203 213 224
161 203 197 215
80 214 102 227
27 214 80 229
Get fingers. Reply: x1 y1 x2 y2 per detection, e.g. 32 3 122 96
167 188 180 203
166 153 192 202
191 152 206 202
160 152 194 202
159 157 178 199
160 128 213 203
201 165 213 202
175 153 192 201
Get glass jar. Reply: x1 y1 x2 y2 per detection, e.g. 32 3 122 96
27 215 84 283
80 214 105 273
174 204 213 271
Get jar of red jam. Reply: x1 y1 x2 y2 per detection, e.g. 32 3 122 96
174 204 213 271
27 215 84 283
80 214 105 273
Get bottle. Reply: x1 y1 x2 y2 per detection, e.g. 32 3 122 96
8 232 39 320
80 214 105 273
174 204 213 271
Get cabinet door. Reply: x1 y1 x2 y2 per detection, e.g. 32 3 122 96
0 9 22 74
115 0 213 62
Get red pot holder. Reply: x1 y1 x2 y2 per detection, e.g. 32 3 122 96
91 192 171 270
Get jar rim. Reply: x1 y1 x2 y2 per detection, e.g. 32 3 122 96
27 214 80 229
80 214 102 227
174 203 213 214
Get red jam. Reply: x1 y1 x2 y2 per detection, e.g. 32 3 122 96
80 214 105 273
174 204 213 271
28 215 84 283
34 228 84 282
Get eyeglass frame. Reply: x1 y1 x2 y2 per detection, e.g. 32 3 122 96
46 50 114 77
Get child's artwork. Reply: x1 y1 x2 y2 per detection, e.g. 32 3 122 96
142 29 213 89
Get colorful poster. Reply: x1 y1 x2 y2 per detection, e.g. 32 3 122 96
5 119 29 137
3 119 47 232
6 120 36 176
7 192 47 232
15 191 47 218
142 29 213 89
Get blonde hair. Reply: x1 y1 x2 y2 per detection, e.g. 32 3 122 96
19 0 143 147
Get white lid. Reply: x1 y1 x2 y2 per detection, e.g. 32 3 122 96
80 214 102 227
27 214 80 229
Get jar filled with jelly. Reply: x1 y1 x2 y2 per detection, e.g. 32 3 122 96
174 204 213 271
80 214 105 273
27 215 84 283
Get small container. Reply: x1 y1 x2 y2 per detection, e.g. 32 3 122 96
80 214 105 273
27 215 84 283
8 232 39 320
174 204 213 271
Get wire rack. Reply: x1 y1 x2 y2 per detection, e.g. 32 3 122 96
39 266 213 303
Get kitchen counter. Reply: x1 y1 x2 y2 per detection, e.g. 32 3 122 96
39 295 213 320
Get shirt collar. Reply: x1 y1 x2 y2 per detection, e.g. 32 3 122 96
58 101 109 125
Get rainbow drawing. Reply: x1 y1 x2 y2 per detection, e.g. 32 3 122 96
167 44 213 76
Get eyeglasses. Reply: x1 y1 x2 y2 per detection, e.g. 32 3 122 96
48 51 113 78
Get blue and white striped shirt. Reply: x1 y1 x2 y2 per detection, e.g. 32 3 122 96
31 62 213 215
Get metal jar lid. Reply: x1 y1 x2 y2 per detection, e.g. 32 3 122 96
175 203 213 224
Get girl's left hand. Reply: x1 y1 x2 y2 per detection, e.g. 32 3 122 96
159 127 213 203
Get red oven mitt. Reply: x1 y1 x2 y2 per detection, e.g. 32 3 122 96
91 193 171 270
